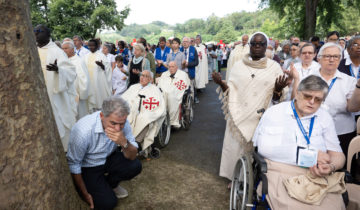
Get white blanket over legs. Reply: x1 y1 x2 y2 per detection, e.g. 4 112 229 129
122 84 166 150
157 70 191 128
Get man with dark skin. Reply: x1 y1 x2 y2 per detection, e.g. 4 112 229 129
34 25 58 72
34 24 77 151
212 34 289 101
88 40 105 71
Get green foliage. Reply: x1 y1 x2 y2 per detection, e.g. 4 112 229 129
214 19 238 43
30 0 129 40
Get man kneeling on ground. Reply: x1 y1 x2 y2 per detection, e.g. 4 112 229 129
67 96 141 210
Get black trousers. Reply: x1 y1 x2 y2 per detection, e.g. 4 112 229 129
81 150 142 210
218 60 222 72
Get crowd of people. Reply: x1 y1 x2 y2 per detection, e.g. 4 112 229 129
34 22 360 209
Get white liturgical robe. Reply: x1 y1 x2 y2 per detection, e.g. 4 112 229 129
84 51 112 110
195 44 208 89
226 44 250 82
68 55 95 119
122 83 166 150
157 70 191 127
37 41 77 151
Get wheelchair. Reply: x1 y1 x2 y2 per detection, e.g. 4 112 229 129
180 87 194 130
230 150 353 210
154 112 171 148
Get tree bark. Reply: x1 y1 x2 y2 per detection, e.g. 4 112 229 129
0 1 87 209
304 0 319 40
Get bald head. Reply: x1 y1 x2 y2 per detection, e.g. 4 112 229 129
168 61 178 75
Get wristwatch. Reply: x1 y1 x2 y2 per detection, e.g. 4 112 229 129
122 142 129 149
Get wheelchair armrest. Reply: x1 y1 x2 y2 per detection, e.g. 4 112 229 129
337 169 354 184
253 151 267 174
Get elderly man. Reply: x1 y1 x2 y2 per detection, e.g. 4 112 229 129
253 75 346 210
122 70 166 156
83 39 112 111
67 96 141 210
73 35 90 58
34 24 77 152
61 41 95 119
158 61 191 128
226 34 249 81
180 37 199 103
338 36 360 79
194 35 209 90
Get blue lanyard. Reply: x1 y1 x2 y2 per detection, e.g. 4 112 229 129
291 100 315 145
349 65 360 79
328 77 337 93
171 52 179 61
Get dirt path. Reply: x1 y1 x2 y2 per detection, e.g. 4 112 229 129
116 79 229 210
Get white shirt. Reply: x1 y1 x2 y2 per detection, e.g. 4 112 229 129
312 69 357 135
345 57 360 79
106 53 115 64
253 101 342 166
75 46 90 58
112 65 128 95
294 61 320 80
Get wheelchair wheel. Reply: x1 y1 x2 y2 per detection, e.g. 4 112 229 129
181 94 194 130
154 112 171 148
149 147 161 159
230 156 254 210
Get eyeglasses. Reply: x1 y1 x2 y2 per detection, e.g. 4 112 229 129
290 48 298 51
320 54 341 60
300 92 324 104
139 73 151 78
250 42 266 47
301 51 314 55
351 43 360 48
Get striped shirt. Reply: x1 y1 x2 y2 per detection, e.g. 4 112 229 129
66 111 138 174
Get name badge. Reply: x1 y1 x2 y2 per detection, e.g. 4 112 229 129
296 146 317 168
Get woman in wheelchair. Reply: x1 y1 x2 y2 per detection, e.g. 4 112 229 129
252 75 346 210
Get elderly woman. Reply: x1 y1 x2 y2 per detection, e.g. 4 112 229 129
212 32 289 184
292 43 360 158
102 44 116 70
253 75 346 210
128 43 150 87
277 41 291 64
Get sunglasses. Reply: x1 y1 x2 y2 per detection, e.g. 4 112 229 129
250 42 266 47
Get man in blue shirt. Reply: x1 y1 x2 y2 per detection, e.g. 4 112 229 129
155 36 171 77
67 96 141 210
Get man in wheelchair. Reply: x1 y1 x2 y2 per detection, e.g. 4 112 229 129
122 70 166 157
157 61 191 128
251 75 346 209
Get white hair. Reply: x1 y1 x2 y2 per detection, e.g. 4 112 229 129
61 41 75 49
182 37 190 42
317 42 343 60
142 69 154 79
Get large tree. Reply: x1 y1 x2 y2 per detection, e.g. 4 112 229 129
0 0 87 208
30 0 130 40
260 0 360 39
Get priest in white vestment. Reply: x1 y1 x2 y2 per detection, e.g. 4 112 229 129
61 41 96 119
194 35 208 89
226 35 250 81
158 61 191 128
213 32 289 182
122 70 166 155
84 39 112 111
34 25 77 151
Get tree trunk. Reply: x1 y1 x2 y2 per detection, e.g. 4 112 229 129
0 1 87 209
304 0 319 40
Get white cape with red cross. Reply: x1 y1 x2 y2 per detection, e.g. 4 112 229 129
122 83 166 150
157 70 190 128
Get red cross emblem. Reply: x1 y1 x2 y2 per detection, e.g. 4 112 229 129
142 97 159 110
174 80 187 91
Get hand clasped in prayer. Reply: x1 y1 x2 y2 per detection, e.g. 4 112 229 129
95 60 105 70
46 59 58 73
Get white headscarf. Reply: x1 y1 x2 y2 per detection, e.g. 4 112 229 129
249 32 269 47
